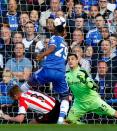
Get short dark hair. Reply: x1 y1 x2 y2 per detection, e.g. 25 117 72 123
25 20 35 26
14 42 25 49
8 85 21 99
55 25 65 33
98 60 108 65
68 53 78 59
95 14 104 19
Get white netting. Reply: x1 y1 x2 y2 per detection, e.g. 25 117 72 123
0 0 117 124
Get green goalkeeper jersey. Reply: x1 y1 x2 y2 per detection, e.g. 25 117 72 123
66 66 100 103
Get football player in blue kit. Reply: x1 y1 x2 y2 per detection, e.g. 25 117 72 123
21 17 69 124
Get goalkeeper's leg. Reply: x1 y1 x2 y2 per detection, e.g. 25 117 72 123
92 98 117 118
65 104 86 124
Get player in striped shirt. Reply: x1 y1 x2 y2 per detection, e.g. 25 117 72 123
0 85 60 124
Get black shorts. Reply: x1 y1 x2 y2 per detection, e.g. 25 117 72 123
35 100 60 124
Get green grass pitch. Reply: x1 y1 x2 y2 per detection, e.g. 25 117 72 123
0 124 117 131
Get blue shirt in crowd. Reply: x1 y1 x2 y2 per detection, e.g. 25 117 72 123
86 28 102 46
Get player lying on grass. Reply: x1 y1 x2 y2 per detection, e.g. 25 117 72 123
65 53 117 124
0 85 60 124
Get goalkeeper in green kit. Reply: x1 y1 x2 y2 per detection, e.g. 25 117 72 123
65 53 117 124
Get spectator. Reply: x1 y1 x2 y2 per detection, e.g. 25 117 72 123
85 5 99 31
30 9 43 33
56 10 65 18
79 0 98 14
65 0 74 21
71 45 91 72
0 24 14 65
12 32 23 45
84 46 94 66
109 34 117 56
70 29 85 50
22 21 36 53
70 2 88 19
86 14 105 47
2 0 20 32
109 9 117 34
0 70 14 105
17 12 30 35
92 39 117 78
101 26 110 39
98 0 113 20
39 0 61 27
5 42 32 82
73 17 88 36
44 17 55 38
94 61 117 100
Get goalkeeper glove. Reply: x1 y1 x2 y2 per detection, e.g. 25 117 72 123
77 72 86 83
86 77 98 90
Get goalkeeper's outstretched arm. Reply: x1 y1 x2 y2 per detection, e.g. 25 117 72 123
79 68 99 90
86 77 99 90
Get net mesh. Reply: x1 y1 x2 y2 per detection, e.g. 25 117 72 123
0 0 117 124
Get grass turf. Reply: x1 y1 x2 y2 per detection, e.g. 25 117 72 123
0 124 117 131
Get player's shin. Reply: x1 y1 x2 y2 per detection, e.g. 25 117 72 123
57 99 69 124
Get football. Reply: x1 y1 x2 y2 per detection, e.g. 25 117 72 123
54 17 66 27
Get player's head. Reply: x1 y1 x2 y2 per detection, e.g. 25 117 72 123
53 17 66 34
67 53 79 69
8 85 21 100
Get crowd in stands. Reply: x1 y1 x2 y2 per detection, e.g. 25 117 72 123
0 0 117 124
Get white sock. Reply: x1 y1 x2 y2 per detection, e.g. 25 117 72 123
57 100 69 124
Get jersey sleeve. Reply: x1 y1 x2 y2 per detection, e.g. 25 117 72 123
18 98 28 114
85 31 92 45
49 36 57 47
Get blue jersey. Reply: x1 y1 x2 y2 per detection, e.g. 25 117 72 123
80 0 98 5
7 13 19 31
86 28 102 46
43 35 68 72
30 35 69 94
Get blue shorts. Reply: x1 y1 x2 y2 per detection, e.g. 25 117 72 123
30 68 69 94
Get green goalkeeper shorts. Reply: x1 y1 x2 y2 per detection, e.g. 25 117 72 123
66 98 116 124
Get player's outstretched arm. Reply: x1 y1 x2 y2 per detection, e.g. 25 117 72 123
36 45 56 61
1 113 25 123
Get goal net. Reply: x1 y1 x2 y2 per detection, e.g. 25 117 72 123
0 0 117 124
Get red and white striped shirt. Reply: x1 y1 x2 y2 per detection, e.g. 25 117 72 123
18 90 56 114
